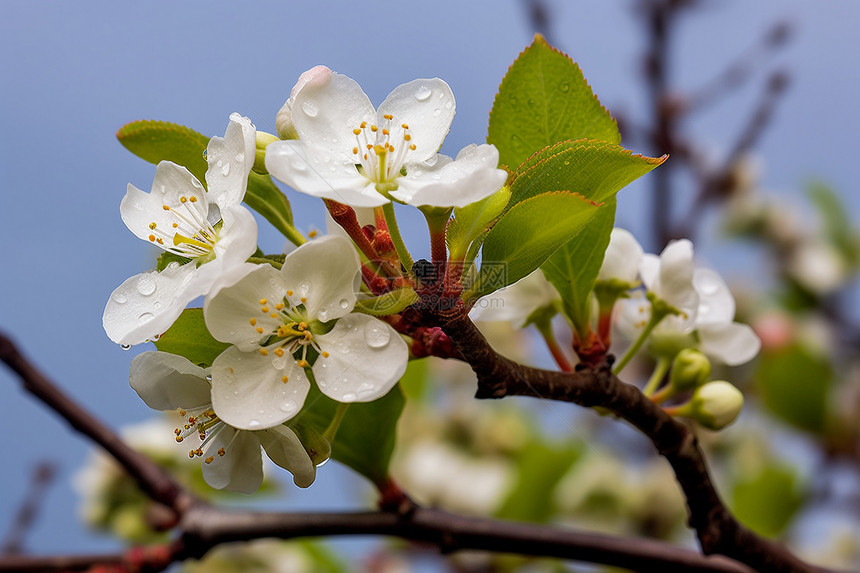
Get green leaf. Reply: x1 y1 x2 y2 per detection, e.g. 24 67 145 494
353 288 418 317
153 308 230 368
117 120 210 183
488 34 620 170
754 343 833 434
731 464 805 538
466 191 600 301
541 198 616 333
807 182 859 267
446 186 512 259
297 384 405 487
496 440 581 523
117 120 301 245
511 139 666 207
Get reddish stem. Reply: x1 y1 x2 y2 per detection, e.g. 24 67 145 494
324 199 379 260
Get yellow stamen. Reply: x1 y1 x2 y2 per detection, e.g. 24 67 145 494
286 290 293 296
259 298 267 305
189 196 198 203
256 327 264 334
274 348 285 357
180 196 187 203
322 351 330 358
281 375 289 383
275 303 284 310
149 222 157 230
249 318 257 326
204 456 214 464
259 349 268 356
297 359 308 368
217 448 225 456
261 306 269 313
148 234 156 242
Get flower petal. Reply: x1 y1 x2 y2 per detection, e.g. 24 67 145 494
313 313 407 402
290 71 376 162
280 235 360 322
598 228 643 283
265 140 386 207
204 264 286 350
205 113 256 208
201 426 264 494
656 239 698 325
693 268 735 325
470 271 558 325
377 78 455 163
213 205 259 266
120 162 207 245
391 145 507 208
698 322 762 366
129 351 212 411
103 263 199 346
259 425 316 488
210 346 310 430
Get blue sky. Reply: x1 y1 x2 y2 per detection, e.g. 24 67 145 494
1 0 859 557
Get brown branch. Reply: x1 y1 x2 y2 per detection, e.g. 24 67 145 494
0 462 56 555
0 507 758 573
0 332 197 517
433 310 821 573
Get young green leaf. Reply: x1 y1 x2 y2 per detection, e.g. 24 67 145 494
353 287 418 317
541 198 617 334
731 464 805 538
153 308 230 368
488 34 620 170
446 186 512 260
117 120 300 244
511 139 667 206
295 384 405 487
466 191 600 301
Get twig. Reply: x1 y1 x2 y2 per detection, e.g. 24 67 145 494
0 333 197 516
0 462 57 555
432 309 822 573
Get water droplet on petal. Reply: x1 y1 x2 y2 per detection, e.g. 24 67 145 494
153 301 162 309
248 419 261 428
432 108 441 118
136 275 156 296
338 298 350 310
167 261 180 271
111 292 128 304
291 159 307 172
301 99 319 117
423 155 438 167
235 152 245 162
120 344 131 351
363 322 390 348
414 85 432 101
138 312 154 323
271 354 287 370
279 400 296 412
297 281 311 297
205 374 213 382
220 162 230 176
445 101 453 110
342 392 357 401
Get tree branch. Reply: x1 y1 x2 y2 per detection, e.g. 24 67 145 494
434 310 821 573
0 333 197 516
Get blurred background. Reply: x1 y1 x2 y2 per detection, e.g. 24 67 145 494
2 0 860 570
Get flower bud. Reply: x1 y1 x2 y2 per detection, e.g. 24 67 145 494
253 131 279 174
669 349 711 393
686 380 744 430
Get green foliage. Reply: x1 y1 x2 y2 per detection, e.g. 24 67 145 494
153 308 230 368
731 464 804 538
808 181 859 267
353 287 418 317
510 140 666 206
496 440 581 523
542 199 616 334
467 191 601 301
117 120 298 243
488 34 620 170
297 384 405 487
754 343 833 434
446 186 512 260
398 359 429 402
117 120 210 182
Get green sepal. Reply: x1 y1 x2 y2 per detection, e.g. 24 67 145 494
466 191 601 302
155 251 192 272
153 308 230 368
353 288 418 317
488 34 620 170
